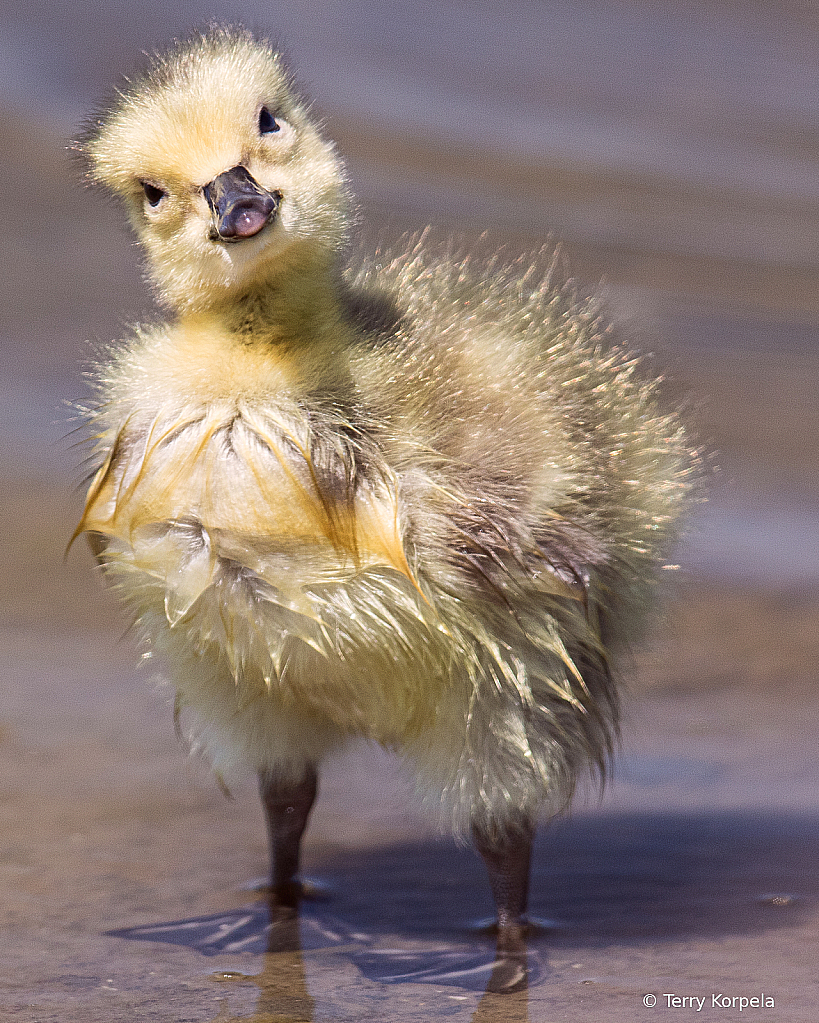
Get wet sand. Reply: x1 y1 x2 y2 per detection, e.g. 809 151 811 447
4 590 819 1022
3 2 819 1020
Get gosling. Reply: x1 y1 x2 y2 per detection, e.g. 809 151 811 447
75 26 695 985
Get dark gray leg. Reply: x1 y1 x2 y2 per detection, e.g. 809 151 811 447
258 765 318 908
472 818 535 991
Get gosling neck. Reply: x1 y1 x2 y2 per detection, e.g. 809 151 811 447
169 247 356 402
173 246 347 351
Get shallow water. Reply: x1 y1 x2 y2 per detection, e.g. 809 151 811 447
2 624 818 1021
3 2 819 1020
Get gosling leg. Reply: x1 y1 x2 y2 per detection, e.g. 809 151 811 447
258 765 318 908
472 818 534 991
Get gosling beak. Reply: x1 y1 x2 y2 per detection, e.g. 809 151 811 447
204 166 281 242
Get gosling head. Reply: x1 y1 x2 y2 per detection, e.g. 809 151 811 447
83 27 350 314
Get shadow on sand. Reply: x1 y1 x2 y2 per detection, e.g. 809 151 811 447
109 808 818 1020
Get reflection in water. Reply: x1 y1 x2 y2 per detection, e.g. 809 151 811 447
113 898 538 1021
209 913 316 1022
472 987 530 1023
208 943 532 1023
351 944 541 991
206 913 533 1023
108 901 363 955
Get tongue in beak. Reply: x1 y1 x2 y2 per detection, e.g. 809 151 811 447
204 165 281 241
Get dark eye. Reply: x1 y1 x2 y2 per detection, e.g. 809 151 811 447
258 107 280 134
141 181 166 207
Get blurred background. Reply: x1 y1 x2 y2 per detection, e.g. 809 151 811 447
5 0 819 607
3 2 819 1021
